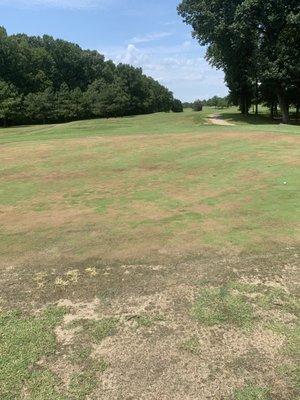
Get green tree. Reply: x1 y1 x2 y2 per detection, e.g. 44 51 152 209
171 99 184 113
24 88 55 124
193 100 203 111
0 80 21 127
178 0 256 116
0 26 175 125
233 0 300 123
178 0 300 123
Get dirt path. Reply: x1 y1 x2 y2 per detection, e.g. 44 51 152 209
208 114 235 126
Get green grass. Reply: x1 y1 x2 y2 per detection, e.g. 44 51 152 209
0 108 299 145
68 371 98 400
68 358 108 400
69 318 118 344
234 384 270 400
181 336 201 355
191 285 254 327
26 371 67 400
0 307 111 400
129 314 165 328
0 109 209 144
0 108 299 399
0 307 66 400
0 109 299 263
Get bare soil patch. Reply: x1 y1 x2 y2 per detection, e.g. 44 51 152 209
207 114 235 126
1 249 298 399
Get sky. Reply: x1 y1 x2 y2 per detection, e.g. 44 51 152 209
0 0 228 101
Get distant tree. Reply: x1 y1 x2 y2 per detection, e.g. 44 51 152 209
56 83 72 121
0 26 175 126
0 80 21 127
101 82 131 118
206 95 229 108
172 99 183 113
193 100 203 111
86 78 130 118
24 88 55 123
182 102 193 108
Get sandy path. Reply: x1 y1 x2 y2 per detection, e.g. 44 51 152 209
208 114 235 126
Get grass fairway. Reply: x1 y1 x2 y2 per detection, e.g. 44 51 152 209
0 109 299 399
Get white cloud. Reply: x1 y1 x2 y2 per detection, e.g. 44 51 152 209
103 41 227 101
115 44 149 66
130 32 173 44
0 0 110 9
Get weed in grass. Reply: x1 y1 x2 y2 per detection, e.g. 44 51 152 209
134 314 153 328
129 314 165 329
191 285 253 327
55 277 69 286
234 384 270 400
181 336 200 355
66 269 80 283
85 267 98 277
0 306 66 400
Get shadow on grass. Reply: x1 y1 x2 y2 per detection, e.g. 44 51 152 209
222 113 278 125
222 112 300 126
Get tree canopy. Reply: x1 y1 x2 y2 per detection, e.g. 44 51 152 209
171 99 184 112
0 27 175 126
178 0 300 123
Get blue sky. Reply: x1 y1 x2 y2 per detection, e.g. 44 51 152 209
0 0 228 101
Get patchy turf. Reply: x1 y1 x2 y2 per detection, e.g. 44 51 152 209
0 109 299 399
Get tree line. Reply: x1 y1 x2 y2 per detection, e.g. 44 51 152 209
178 0 300 124
183 96 230 110
0 27 176 127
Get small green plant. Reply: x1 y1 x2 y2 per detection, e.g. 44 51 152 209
134 315 153 328
234 384 270 400
70 318 118 344
191 285 253 327
88 318 117 343
68 346 92 364
181 336 200 355
129 314 165 329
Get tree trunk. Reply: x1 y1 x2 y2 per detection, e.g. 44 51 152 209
255 78 259 115
244 97 249 116
277 90 290 124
